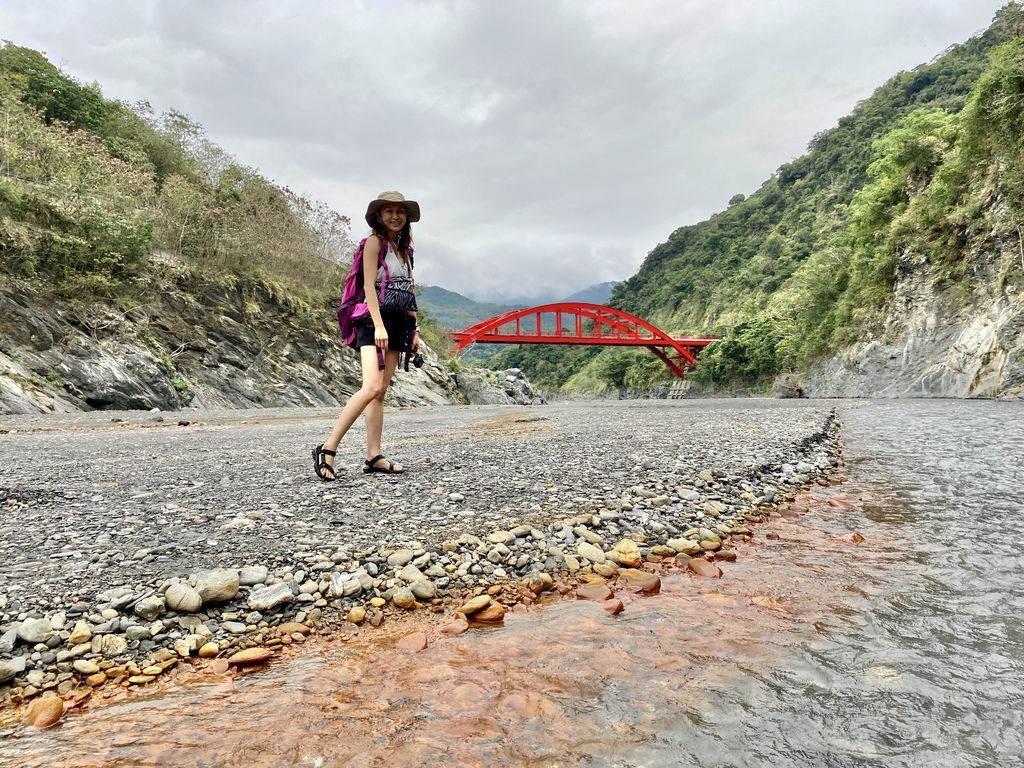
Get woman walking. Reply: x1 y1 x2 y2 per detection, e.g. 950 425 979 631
312 191 420 480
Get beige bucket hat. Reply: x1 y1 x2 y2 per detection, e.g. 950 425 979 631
365 191 420 228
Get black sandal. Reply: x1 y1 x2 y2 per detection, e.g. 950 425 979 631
363 454 405 474
312 444 337 481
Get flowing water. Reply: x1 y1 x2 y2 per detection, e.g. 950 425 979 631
2 400 1022 767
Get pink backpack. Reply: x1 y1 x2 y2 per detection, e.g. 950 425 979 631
337 235 391 348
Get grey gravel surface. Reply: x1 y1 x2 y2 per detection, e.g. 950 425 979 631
2 400 830 592
0 399 841 701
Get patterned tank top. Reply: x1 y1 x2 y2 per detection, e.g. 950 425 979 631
376 241 416 312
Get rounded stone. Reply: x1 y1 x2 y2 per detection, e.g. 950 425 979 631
194 569 240 604
73 659 100 675
473 603 506 623
227 647 274 667
610 540 642 568
392 587 417 609
346 607 366 624
577 542 606 564
688 558 723 579
603 599 625 616
198 643 220 659
617 569 661 594
576 583 613 601
24 695 64 729
397 631 428 652
68 620 92 646
277 622 311 636
459 595 491 615
165 583 203 613
17 618 53 644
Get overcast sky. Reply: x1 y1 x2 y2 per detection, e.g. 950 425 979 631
0 0 1008 301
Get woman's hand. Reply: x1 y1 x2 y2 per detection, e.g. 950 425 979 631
374 325 389 351
411 330 420 352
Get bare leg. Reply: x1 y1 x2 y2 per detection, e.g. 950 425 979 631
364 350 403 472
318 346 386 478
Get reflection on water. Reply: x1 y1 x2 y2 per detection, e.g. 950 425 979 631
2 400 1023 767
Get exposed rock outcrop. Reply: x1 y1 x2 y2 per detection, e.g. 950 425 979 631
454 367 546 405
0 266 468 414
807 237 1024 399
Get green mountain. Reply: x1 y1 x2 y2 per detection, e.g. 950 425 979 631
563 281 618 304
420 281 617 333
495 3 1024 395
418 285 522 330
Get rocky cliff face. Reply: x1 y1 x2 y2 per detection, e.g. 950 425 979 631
0 265 471 415
806 236 1024 399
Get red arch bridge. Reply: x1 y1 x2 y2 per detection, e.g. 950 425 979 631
450 302 719 378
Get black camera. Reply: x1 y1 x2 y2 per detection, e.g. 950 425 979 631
412 353 424 368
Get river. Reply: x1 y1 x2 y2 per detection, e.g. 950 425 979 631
1 399 1022 767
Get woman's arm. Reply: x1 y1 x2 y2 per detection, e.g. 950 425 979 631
362 236 388 349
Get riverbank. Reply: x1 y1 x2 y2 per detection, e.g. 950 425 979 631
0 400 841 720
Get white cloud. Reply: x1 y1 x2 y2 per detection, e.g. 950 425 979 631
0 0 1006 301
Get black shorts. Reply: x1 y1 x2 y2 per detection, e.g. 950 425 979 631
354 310 412 353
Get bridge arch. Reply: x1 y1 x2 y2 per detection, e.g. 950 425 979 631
450 302 716 378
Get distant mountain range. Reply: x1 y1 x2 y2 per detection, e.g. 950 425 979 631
420 281 619 330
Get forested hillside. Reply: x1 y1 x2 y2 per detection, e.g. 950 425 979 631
496 3 1024 395
0 43 460 412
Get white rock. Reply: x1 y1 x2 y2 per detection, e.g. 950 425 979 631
238 566 268 586
165 583 203 613
194 569 240 604
577 542 606 564
16 618 53 644
398 564 427 583
247 583 294 612
386 549 414 568
100 634 128 656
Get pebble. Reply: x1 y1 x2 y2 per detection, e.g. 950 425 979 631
134 596 165 621
227 647 274 667
277 622 311 636
194 569 240 604
238 566 269 586
392 587 417 609
387 549 414 568
617 569 661 594
577 583 613 601
473 603 506 623
441 617 470 635
165 583 202 613
688 558 723 579
72 660 100 675
397 632 428 652
577 542 606 564
610 540 642 568
24 695 64 729
347 607 366 624
247 583 294 611
17 618 53 645
603 599 625 616
198 643 220 658
459 595 492 615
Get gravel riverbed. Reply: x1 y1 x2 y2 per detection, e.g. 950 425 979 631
0 399 840 711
